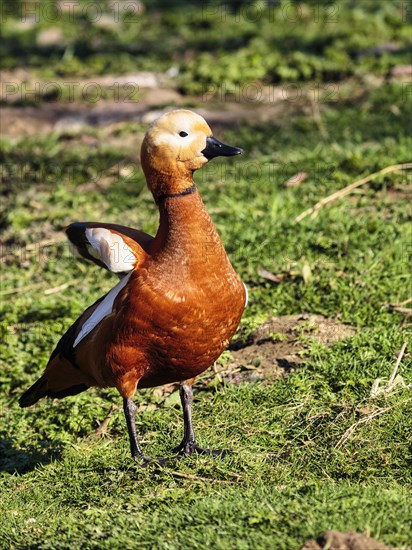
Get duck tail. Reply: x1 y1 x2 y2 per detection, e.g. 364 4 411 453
19 376 89 407
19 376 48 408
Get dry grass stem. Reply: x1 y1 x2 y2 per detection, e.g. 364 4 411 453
0 282 44 296
370 342 408 397
44 282 72 295
93 405 118 437
387 342 407 387
296 163 412 222
335 407 391 449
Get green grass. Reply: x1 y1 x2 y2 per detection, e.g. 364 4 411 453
1 0 411 100
1 2 412 547
1 79 411 549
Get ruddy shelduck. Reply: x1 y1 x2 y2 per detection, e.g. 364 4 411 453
20 109 246 462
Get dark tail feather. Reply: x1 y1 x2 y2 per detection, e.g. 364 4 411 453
46 384 89 400
19 378 89 407
19 377 47 407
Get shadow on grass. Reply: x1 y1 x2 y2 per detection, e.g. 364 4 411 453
0 438 62 474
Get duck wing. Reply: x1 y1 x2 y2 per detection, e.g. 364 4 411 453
19 223 153 405
66 222 154 276
19 269 134 407
19 293 106 406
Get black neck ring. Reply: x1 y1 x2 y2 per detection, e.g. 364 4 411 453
155 184 196 204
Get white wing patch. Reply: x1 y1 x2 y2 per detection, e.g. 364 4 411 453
73 271 132 348
85 227 136 273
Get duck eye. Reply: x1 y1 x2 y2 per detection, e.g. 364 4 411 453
179 131 188 137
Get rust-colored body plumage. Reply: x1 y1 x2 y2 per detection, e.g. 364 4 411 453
20 109 245 460
58 192 245 397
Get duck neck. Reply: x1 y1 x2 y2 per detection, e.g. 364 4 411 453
151 181 223 257
147 170 194 203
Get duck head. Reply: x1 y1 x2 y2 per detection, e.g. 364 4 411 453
140 109 243 199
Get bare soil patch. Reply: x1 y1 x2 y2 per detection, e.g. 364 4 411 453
300 530 396 550
0 69 300 138
224 314 355 384
0 98 292 138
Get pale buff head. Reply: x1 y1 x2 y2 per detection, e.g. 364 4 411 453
140 110 242 198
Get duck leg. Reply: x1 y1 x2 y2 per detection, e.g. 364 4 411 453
175 382 228 456
123 398 151 462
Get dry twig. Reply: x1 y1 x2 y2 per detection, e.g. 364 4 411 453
335 407 391 449
386 298 412 317
388 342 407 387
337 343 408 448
296 163 412 222
391 307 412 316
258 268 283 284
392 298 412 307
370 341 408 397
94 405 118 437
44 282 72 295
0 282 43 296
284 172 308 188
25 237 67 250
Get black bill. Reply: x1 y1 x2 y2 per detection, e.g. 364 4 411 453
201 136 243 159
